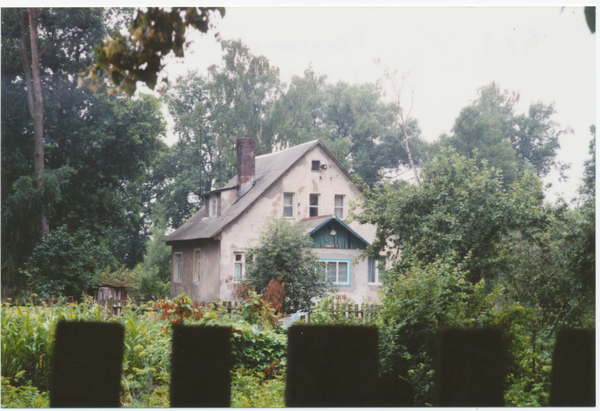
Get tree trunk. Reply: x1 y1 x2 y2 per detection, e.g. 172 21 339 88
25 8 49 235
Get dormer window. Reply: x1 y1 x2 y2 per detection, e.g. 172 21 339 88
209 195 218 218
311 160 321 171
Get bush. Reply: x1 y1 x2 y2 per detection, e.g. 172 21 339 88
245 217 329 313
231 369 285 407
26 226 114 299
155 292 287 375
1 377 49 408
377 258 500 406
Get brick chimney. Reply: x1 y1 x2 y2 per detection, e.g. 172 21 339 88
236 138 255 197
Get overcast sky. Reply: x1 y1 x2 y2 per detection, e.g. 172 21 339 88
158 5 595 203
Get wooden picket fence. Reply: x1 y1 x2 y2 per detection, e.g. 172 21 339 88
215 300 379 323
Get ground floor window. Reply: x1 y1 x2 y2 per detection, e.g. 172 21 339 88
368 256 386 284
318 259 351 286
233 252 245 281
174 253 183 282
193 249 201 282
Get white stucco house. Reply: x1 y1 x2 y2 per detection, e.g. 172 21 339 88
165 138 385 304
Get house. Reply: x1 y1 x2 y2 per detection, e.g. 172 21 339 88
165 138 385 304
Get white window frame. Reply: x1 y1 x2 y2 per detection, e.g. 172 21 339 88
193 249 201 282
368 256 387 284
174 252 183 282
334 195 344 219
233 252 245 282
309 193 320 217
283 192 295 218
209 195 218 218
319 258 351 286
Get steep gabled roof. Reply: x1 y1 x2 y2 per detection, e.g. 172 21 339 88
166 139 349 242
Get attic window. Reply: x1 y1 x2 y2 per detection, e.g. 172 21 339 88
311 160 320 171
209 195 218 218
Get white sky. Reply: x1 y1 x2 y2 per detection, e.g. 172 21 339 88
155 5 595 203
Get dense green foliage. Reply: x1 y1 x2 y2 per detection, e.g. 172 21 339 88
26 226 114 298
2 8 167 298
349 143 594 406
355 151 549 283
1 293 287 407
434 82 571 185
245 217 330 313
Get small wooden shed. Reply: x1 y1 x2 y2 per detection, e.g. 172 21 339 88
97 285 129 307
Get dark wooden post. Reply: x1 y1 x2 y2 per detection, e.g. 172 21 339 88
433 328 505 407
170 325 232 407
49 321 124 407
549 329 595 406
286 325 379 407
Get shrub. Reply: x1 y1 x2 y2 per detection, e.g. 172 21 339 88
26 226 114 299
245 216 329 313
1 377 49 408
377 258 500 406
231 369 285 407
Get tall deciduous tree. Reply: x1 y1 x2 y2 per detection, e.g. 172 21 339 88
436 82 571 184
207 39 281 158
2 8 166 293
375 63 422 183
354 150 549 283
17 9 47 235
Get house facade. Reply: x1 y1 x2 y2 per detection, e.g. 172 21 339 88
165 138 385 305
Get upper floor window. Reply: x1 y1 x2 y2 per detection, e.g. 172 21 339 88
283 193 294 218
311 160 321 171
233 252 245 281
334 195 344 219
209 195 218 218
309 194 320 217
193 249 201 282
174 253 183 282
368 256 387 284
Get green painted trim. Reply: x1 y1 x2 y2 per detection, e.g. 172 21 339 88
308 215 370 248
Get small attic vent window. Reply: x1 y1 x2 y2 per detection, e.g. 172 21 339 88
311 160 320 171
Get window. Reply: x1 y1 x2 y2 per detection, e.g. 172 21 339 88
233 252 245 281
309 194 320 217
368 256 387 284
283 193 294 218
209 195 217 218
174 253 183 282
320 259 351 286
311 160 320 171
334 195 344 219
193 249 201 282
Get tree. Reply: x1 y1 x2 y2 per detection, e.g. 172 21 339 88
83 7 225 94
581 125 595 200
206 39 281 159
375 62 423 183
245 217 329 313
2 8 166 294
271 67 427 185
354 150 550 283
435 83 571 184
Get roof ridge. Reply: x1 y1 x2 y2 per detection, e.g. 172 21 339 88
256 139 320 159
